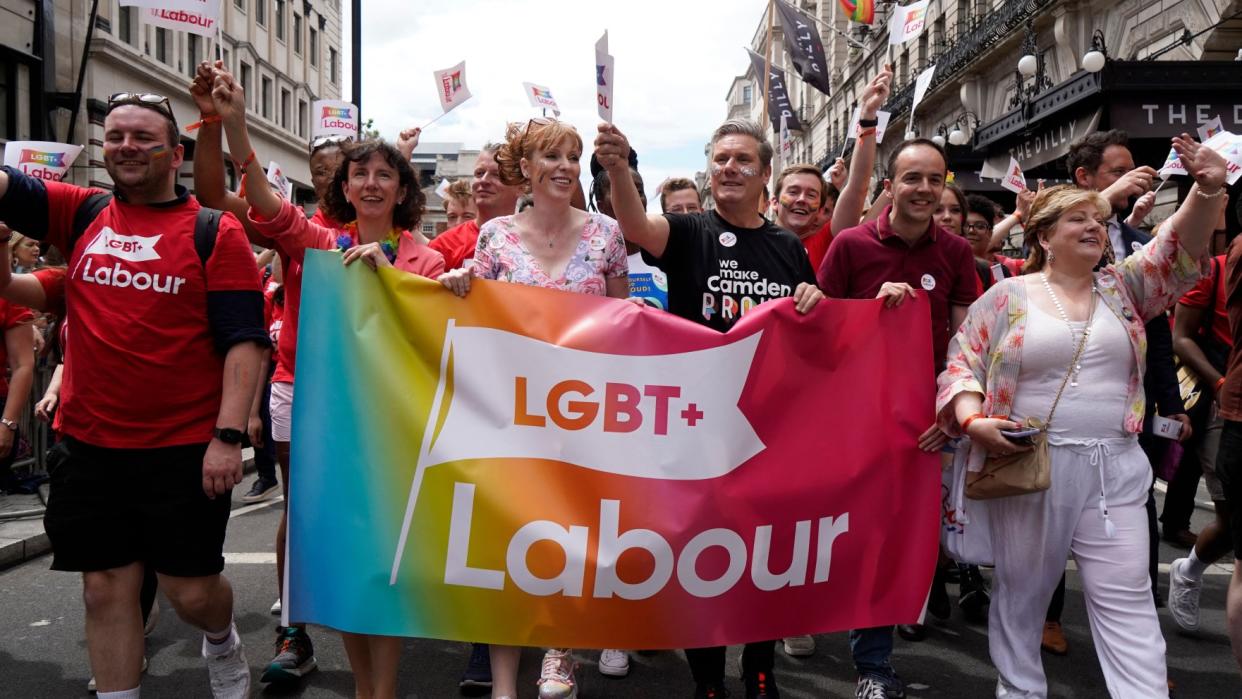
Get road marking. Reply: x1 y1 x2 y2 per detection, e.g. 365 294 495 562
224 552 277 564
1151 479 1214 511
229 495 284 519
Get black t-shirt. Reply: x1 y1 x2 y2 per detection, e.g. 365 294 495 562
643 210 816 332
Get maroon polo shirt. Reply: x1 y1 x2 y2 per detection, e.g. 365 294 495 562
817 205 979 371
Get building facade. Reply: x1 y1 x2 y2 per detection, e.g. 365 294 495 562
1 0 343 205
733 0 1242 237
410 141 478 237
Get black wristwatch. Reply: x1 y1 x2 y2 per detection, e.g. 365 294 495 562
858 117 879 128
213 427 247 446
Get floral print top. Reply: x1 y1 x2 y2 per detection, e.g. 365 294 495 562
471 213 628 295
936 224 1208 435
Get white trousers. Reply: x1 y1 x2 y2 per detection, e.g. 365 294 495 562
987 436 1167 698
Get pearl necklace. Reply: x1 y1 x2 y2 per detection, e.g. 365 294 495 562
1040 273 1097 388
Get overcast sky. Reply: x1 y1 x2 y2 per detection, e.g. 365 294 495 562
344 0 764 209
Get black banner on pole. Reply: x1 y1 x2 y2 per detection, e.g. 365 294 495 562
774 0 832 97
746 48 803 132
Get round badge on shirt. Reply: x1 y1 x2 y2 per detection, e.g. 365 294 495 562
719 232 737 248
488 233 505 250
1130 241 1143 253
921 273 936 291
589 236 606 251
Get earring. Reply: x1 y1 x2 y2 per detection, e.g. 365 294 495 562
1047 249 1055 263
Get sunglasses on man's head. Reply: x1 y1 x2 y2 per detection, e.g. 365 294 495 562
310 135 353 153
107 92 176 124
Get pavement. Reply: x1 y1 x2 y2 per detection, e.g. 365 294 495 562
1 470 1240 697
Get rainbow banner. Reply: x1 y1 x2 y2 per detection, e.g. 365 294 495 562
288 250 939 648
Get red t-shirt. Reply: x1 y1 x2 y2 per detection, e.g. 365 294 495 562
263 281 284 347
252 200 445 385
1179 255 1230 348
994 254 1025 276
801 222 833 273
0 299 34 396
429 219 481 271
817 206 979 372
26 184 261 448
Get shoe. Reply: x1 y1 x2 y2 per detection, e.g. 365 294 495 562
928 569 951 620
242 476 280 503
598 648 629 677
260 625 317 684
1041 621 1068 655
203 628 250 699
1163 528 1199 549
88 657 147 693
694 684 731 698
270 598 282 615
1168 557 1202 631
743 670 781 698
782 634 816 657
896 624 926 642
143 602 160 636
537 649 577 699
959 566 991 624
459 642 493 690
855 674 905 699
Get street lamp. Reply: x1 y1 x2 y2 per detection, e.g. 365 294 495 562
931 133 946 147
945 112 981 147
1009 21 1053 112
1081 30 1108 73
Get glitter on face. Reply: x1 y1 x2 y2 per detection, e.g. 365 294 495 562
739 165 758 178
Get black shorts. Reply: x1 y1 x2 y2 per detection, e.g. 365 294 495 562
43 437 231 576
1215 419 1242 559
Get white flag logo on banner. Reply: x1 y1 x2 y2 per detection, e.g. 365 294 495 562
433 61 473 114
523 83 561 116
311 100 358 139
848 109 891 144
596 31 615 122
1001 156 1028 194
911 65 936 118
888 0 930 45
3 141 83 182
134 0 222 38
267 161 294 201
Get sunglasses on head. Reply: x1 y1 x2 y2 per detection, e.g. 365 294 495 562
310 134 353 153
107 93 176 124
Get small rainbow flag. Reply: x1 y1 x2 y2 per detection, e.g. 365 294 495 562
839 0 875 24
322 106 352 119
532 87 553 99
18 150 66 167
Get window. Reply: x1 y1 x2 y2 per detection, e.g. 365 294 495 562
256 0 266 26
933 15 946 52
329 47 339 84
187 34 200 77
280 88 290 128
0 63 9 140
294 14 302 54
234 0 244 9
240 63 253 109
155 28 169 64
261 76 272 119
956 0 970 37
917 32 928 71
298 99 308 136
310 27 318 66
119 7 135 45
742 85 753 105
222 48 231 72
275 1 286 41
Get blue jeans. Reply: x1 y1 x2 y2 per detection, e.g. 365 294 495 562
849 625 895 680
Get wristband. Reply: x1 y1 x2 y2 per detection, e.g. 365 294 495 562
238 150 257 170
858 127 877 139
1196 186 1226 200
858 117 879 128
185 114 223 132
960 413 985 432
1218 377 1227 393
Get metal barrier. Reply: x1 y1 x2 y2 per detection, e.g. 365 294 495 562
11 360 58 479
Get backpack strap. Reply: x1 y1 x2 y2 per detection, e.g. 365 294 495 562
193 206 221 268
70 192 114 248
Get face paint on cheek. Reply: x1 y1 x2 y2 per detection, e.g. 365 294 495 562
147 144 168 159
709 163 725 176
739 165 758 178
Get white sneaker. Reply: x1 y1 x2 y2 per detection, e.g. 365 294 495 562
87 657 147 693
538 648 578 699
270 598 282 615
144 602 160 637
598 648 629 677
783 634 816 657
1168 557 1202 631
203 628 250 699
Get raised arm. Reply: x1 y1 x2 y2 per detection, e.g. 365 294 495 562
833 65 892 234
190 61 272 247
211 69 283 221
990 185 1038 251
1162 135 1228 258
594 124 671 257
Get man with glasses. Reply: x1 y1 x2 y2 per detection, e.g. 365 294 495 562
0 91 267 699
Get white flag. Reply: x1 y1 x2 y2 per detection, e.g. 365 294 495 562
433 61 473 115
522 82 561 116
848 108 891 144
311 99 358 139
266 161 294 200
596 31 615 122
435 178 452 200
1001 156 1028 194
888 0 930 45
3 141 83 182
139 0 221 38
911 65 936 117
1157 147 1186 180
1197 115 1225 144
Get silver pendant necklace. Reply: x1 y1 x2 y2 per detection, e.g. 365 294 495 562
1040 273 1097 388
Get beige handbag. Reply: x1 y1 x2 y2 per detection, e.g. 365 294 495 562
965 303 1094 500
